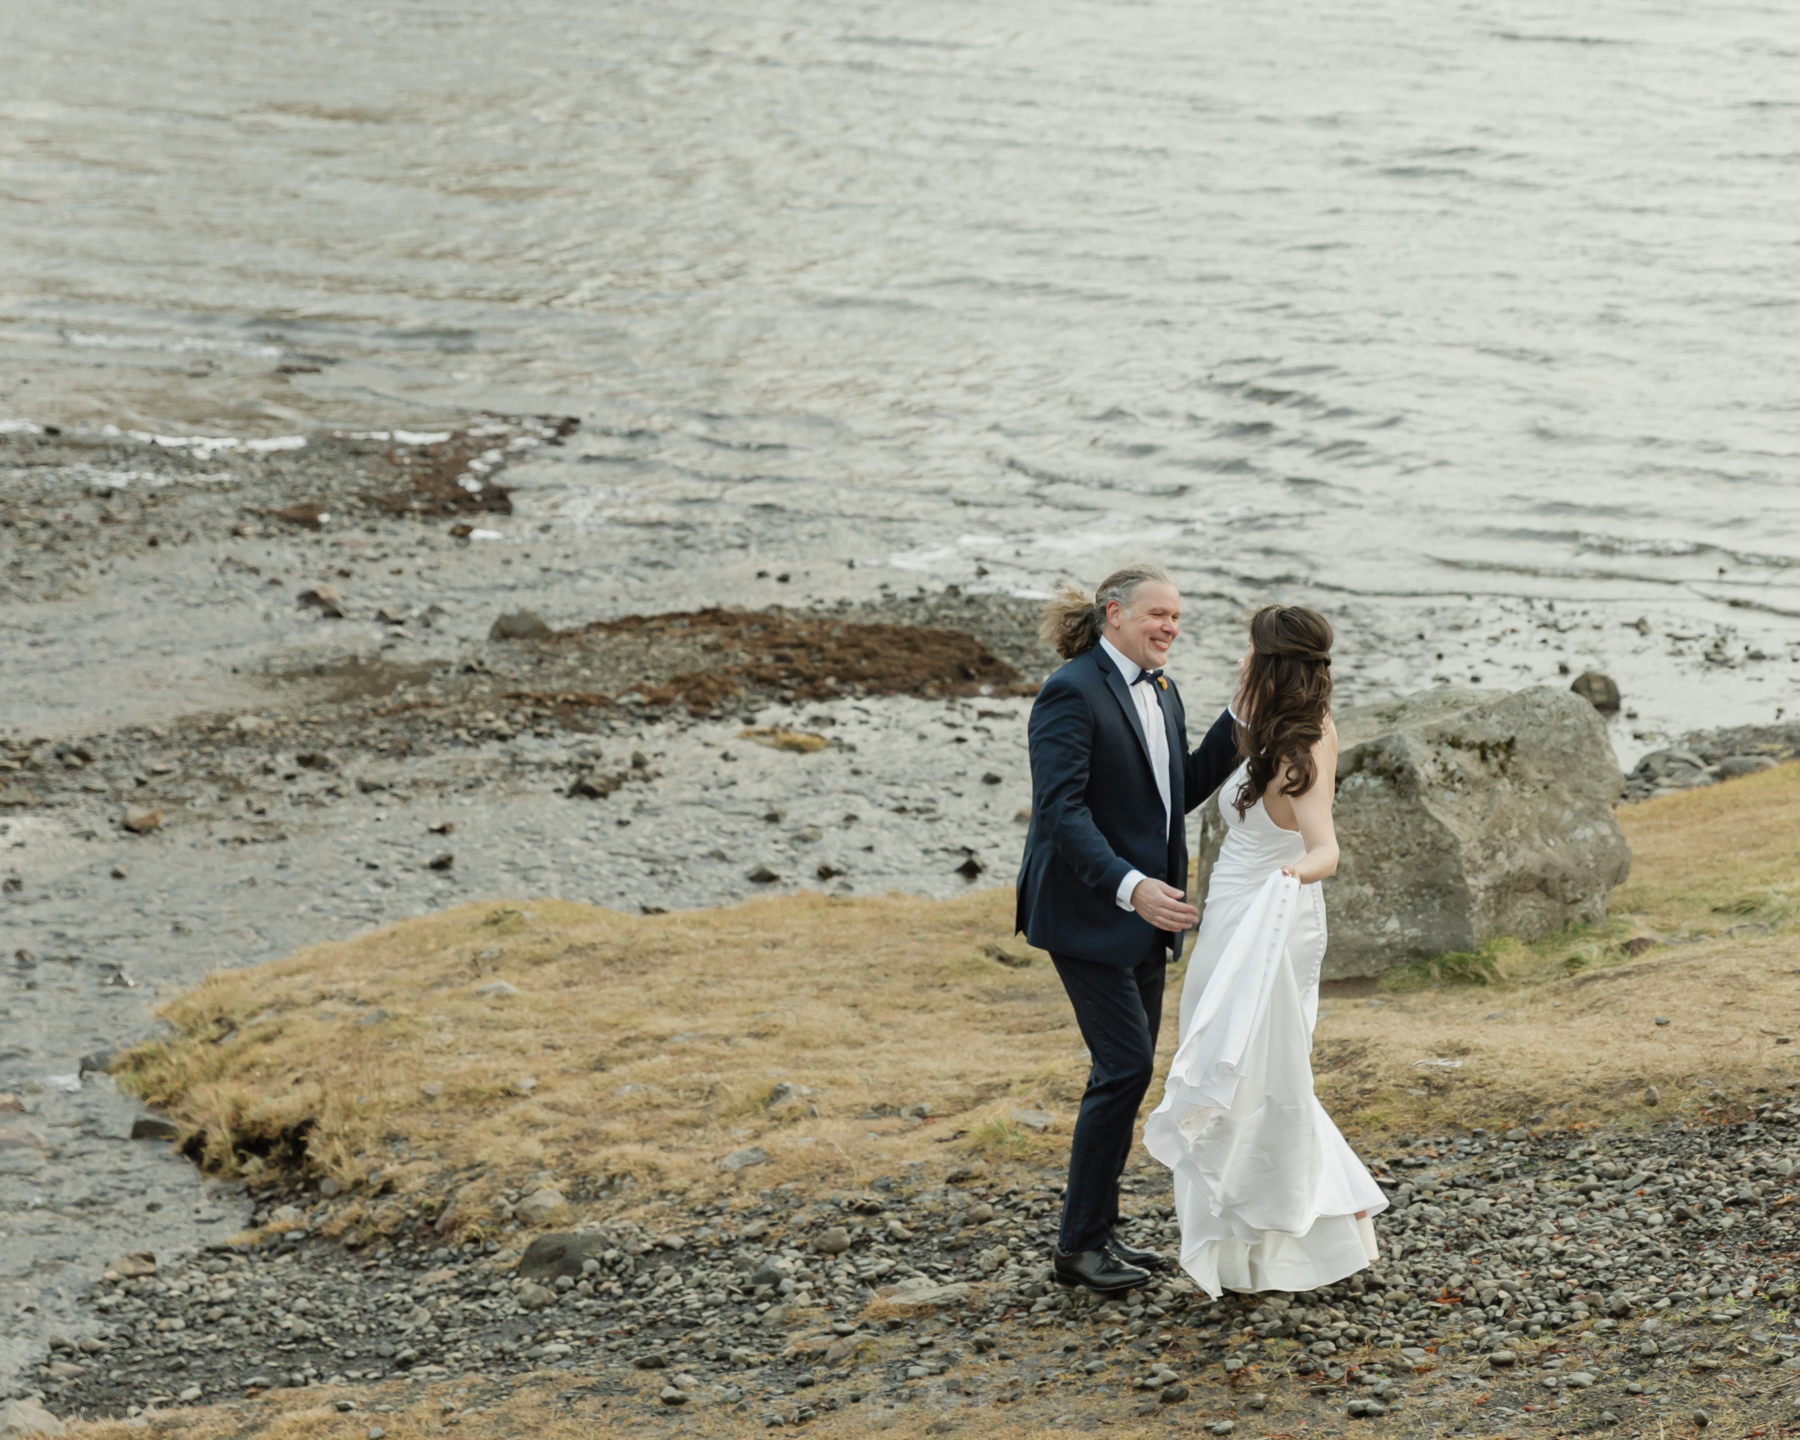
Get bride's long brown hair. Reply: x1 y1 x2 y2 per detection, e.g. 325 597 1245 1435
1232 605 1335 819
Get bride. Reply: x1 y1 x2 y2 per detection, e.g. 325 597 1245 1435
1143 604 1386 1298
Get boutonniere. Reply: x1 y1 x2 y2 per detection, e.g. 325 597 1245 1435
1157 675 1168 691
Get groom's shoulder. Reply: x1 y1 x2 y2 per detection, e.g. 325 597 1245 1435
1029 650 1100 721
1040 648 1102 696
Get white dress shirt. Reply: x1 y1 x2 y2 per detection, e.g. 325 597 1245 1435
1100 636 1171 912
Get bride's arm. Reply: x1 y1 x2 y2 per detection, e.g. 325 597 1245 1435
1280 721 1340 885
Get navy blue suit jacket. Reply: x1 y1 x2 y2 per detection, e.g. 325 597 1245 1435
1014 644 1239 966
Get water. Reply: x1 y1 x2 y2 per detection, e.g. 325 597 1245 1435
3 0 1799 751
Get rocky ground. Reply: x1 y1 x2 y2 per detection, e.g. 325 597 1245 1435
18 1109 1800 1436
8 421 1800 1435
0 419 1075 1399
1624 723 1800 803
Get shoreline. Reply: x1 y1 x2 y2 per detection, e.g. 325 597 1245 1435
4 416 1799 1418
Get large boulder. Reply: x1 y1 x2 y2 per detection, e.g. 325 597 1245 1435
1192 687 1631 979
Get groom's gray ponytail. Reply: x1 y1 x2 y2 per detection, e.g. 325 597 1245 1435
1037 564 1174 660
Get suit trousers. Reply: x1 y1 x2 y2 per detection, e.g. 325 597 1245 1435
1051 946 1167 1256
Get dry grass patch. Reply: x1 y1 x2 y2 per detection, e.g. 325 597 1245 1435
115 891 1078 1235
117 762 1800 1235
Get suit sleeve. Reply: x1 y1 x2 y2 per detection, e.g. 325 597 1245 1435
1027 680 1135 899
1183 708 1240 812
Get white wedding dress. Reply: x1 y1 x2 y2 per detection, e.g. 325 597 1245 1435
1143 762 1386 1298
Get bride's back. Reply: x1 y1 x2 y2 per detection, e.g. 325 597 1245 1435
1256 713 1338 834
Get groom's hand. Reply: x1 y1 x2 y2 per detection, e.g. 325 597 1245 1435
1130 878 1199 931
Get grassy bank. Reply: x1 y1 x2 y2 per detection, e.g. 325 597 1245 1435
119 761 1800 1225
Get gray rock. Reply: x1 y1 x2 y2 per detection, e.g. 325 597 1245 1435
130 1114 181 1140
513 1187 564 1223
519 1231 610 1281
1195 686 1632 979
489 610 553 641
719 1146 769 1172
1718 755 1778 780
476 980 518 998
517 1281 557 1310
883 1276 970 1310
0 1400 64 1438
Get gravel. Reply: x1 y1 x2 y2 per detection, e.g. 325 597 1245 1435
9 1109 1800 1434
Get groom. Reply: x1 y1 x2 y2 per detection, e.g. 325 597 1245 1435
1015 563 1240 1292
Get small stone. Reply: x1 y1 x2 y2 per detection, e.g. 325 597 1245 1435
747 865 780 884
1571 672 1621 712
1243 1393 1267 1411
635 1353 670 1369
658 1388 688 1406
1719 755 1777 779
489 610 553 641
981 772 1002 785
816 1227 852 1255
1655 1016 1669 1026
1693 1411 1710 1429
122 805 163 834
428 852 454 870
955 856 985 880
1565 1372 1595 1388
110 865 128 879
476 980 518 998
298 584 345 618
367 1429 387 1439
512 1076 539 1095
720 1146 770 1172
374 607 407 626
1644 1086 1659 1106
517 1281 557 1309
1009 1108 1054 1132
177 1388 202 1404
1488 1350 1516 1366
513 1186 563 1223
1162 1383 1191 1405
108 1251 157 1278
131 1114 180 1140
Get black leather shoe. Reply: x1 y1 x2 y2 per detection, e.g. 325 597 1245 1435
1053 1246 1150 1294
1104 1231 1165 1271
